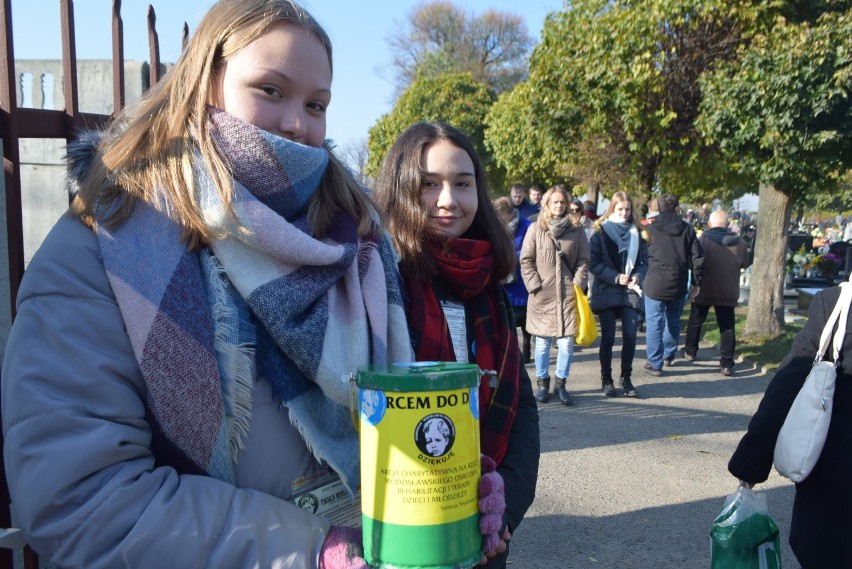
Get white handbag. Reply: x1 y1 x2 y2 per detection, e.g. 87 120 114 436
773 274 851 482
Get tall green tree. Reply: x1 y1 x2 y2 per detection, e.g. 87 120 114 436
697 9 852 335
366 72 503 189
385 1 533 96
487 0 751 199
485 81 569 186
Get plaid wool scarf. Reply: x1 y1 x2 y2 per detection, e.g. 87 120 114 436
96 108 411 490
403 238 520 465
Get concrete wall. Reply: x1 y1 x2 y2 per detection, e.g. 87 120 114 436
16 59 151 114
13 60 172 264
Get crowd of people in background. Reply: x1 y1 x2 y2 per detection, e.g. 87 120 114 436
499 184 759 404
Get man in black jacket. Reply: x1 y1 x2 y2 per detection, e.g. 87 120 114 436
683 210 749 375
642 194 703 375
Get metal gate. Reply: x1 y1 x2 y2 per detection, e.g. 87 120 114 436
0 1 177 566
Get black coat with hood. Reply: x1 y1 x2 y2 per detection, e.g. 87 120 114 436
729 285 852 568
693 227 748 307
643 211 703 301
589 228 648 313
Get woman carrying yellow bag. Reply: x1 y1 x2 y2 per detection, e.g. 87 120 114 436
520 185 590 406
589 191 649 397
574 284 597 348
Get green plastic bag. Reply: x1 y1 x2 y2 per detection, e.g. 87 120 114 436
711 486 781 569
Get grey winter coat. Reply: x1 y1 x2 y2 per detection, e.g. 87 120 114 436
1 216 332 568
520 219 590 338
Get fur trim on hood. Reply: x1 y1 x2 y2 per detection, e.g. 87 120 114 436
65 130 104 199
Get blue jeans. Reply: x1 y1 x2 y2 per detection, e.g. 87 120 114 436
535 335 574 379
644 296 686 369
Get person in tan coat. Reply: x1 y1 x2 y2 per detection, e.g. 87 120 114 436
520 185 590 405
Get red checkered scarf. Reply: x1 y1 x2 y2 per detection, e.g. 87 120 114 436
403 237 520 465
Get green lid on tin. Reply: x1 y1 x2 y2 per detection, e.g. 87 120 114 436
356 362 480 392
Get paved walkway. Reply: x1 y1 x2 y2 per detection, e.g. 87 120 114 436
507 330 799 568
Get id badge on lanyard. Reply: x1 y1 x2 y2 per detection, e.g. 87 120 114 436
440 300 468 363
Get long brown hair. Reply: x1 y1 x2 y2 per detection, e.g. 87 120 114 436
71 0 377 248
374 122 514 280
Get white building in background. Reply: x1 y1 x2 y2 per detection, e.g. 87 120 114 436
14 59 170 266
732 193 759 213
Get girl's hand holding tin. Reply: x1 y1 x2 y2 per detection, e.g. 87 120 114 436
478 455 508 563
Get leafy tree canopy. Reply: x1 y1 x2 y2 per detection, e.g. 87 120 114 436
488 0 757 200
366 72 503 188
697 9 852 197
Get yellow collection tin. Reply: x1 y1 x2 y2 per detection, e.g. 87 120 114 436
357 362 482 569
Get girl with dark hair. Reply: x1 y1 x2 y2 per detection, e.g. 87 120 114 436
375 121 540 568
589 191 649 397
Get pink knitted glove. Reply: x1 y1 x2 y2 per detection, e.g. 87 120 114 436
319 526 368 569
478 455 506 553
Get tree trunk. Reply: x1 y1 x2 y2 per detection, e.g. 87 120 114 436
744 182 792 337
587 181 600 208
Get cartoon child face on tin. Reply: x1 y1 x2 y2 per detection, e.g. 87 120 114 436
424 417 451 456
361 389 387 426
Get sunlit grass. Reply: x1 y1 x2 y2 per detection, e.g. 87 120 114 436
683 305 804 372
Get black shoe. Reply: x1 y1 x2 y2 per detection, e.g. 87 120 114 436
643 362 662 377
664 357 675 367
721 367 733 376
621 377 638 397
602 380 617 397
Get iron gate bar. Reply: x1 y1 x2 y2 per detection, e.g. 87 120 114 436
0 2 173 567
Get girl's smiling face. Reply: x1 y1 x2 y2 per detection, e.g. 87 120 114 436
420 139 479 239
211 21 331 147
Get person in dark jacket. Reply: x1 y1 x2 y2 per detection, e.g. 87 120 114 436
495 197 533 362
528 184 544 216
589 191 649 397
642 194 703 375
728 280 852 568
683 210 749 375
510 183 539 220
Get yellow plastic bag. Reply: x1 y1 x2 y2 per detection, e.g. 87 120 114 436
574 284 597 347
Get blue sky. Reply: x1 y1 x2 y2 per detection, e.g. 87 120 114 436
12 0 562 152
